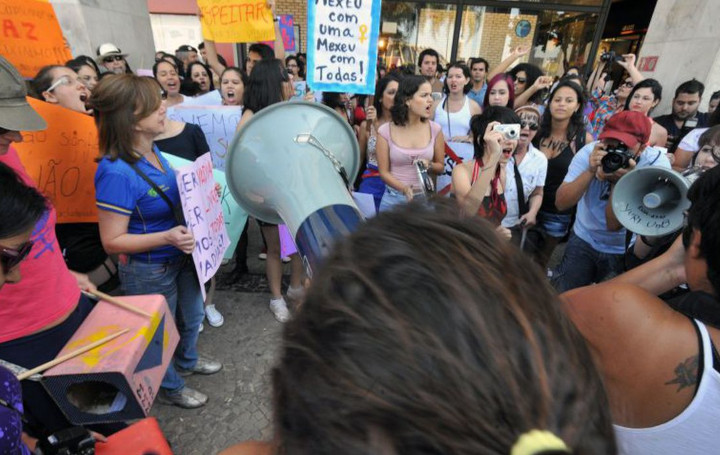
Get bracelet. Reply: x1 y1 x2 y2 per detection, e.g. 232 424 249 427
273 16 279 22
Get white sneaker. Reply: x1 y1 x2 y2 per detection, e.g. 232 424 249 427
199 323 204 333
281 256 291 263
286 285 305 302
258 252 267 260
205 304 224 327
269 297 291 323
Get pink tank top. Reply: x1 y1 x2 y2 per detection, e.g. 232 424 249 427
378 121 441 187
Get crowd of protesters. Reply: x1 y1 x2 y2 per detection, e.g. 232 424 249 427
1 3 720 452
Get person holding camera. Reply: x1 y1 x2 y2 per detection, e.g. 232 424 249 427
552 111 671 292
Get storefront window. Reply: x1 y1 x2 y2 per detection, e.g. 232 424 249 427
379 2 457 71
457 6 598 76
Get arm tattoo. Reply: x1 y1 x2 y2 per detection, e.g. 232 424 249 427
665 355 699 392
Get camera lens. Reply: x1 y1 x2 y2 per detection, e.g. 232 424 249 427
601 152 624 173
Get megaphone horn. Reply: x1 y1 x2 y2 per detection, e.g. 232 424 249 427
226 101 364 275
611 166 692 237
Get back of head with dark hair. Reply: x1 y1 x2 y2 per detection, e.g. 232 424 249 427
390 75 430 126
248 43 275 60
534 79 587 147
273 201 616 454
470 106 521 161
417 48 440 68
509 63 544 103
675 79 705 99
373 73 403 115
469 57 489 72
0 162 48 238
321 92 344 111
709 103 720 128
242 59 286 113
624 78 663 111
687 165 720 296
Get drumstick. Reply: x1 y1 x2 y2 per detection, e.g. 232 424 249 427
82 290 152 318
17 329 130 381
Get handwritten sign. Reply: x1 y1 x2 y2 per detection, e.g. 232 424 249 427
166 105 242 171
638 56 659 72
15 98 99 223
0 0 73 78
437 142 474 196
198 0 275 43
307 0 381 94
279 15 295 51
175 153 230 295
162 153 248 262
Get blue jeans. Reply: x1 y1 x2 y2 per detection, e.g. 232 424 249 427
119 255 204 394
379 186 411 212
551 233 625 293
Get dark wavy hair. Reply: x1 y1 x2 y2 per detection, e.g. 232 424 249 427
272 201 616 454
509 63 545 104
443 61 472 95
242 59 286 114
483 73 515 109
534 80 587 148
470 106 522 161
390 75 430 126
687 165 720 296
0 162 48 238
624 78 663 112
186 61 215 91
66 56 101 79
372 73 402 116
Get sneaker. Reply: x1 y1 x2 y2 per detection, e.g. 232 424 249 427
205 304 224 327
258 248 267 260
199 323 204 333
176 356 223 377
286 285 305 302
269 297 290 323
157 386 208 409
281 256 291 263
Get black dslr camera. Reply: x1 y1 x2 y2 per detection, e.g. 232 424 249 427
36 426 95 455
601 143 634 173
600 51 624 63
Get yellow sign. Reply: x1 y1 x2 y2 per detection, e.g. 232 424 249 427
0 0 73 78
198 0 276 43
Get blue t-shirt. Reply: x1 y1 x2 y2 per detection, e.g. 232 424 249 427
565 142 671 254
95 148 184 262
467 83 487 106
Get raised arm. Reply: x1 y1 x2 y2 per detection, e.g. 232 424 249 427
487 45 530 81
617 54 644 84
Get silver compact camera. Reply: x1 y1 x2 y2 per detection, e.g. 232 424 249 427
493 123 521 140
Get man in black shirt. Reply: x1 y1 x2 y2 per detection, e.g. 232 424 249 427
654 79 709 151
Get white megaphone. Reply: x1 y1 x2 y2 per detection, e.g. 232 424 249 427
612 166 702 236
225 101 363 275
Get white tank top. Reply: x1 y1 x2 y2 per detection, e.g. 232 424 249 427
435 95 473 140
614 319 720 454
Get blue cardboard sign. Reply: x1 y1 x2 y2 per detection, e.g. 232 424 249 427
307 0 381 95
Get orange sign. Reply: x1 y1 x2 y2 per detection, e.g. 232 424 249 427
0 0 73 78
198 0 276 43
15 98 99 223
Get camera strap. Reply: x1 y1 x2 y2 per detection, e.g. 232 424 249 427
512 159 528 216
128 156 185 227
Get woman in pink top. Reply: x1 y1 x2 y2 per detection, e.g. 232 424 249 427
376 75 445 212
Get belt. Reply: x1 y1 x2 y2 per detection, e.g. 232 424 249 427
86 256 118 287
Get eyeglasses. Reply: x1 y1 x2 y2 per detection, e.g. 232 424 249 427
103 55 124 64
0 241 33 274
516 77 527 84
520 120 539 131
46 75 82 92
698 145 720 164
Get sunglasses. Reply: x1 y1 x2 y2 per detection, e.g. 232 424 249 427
0 241 33 274
516 77 527 84
521 120 539 131
103 55 124 63
622 81 634 88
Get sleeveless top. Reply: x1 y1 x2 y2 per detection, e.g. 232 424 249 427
614 319 720 455
435 95 473 139
471 160 507 226
377 121 441 187
540 134 584 215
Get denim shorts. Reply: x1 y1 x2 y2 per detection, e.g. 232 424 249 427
537 211 572 239
378 186 408 212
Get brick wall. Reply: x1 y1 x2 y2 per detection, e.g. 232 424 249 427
277 0 307 54
457 11 537 69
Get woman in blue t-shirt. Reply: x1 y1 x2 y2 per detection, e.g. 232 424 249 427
90 75 222 409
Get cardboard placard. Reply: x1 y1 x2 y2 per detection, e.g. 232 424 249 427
307 0 381 94
175 153 230 296
0 0 73 78
15 98 100 223
198 0 275 43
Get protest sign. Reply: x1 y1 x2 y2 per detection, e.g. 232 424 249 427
279 15 296 51
15 98 99 223
166 105 242 171
436 142 474 196
307 0 381 94
162 153 248 262
175 153 230 295
198 0 275 43
0 0 73 78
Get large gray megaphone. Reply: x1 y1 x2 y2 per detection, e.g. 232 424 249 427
612 166 702 236
226 101 363 275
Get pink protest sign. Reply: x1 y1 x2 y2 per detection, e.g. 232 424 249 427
176 153 229 295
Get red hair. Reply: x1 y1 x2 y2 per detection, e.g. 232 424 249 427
483 73 515 109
